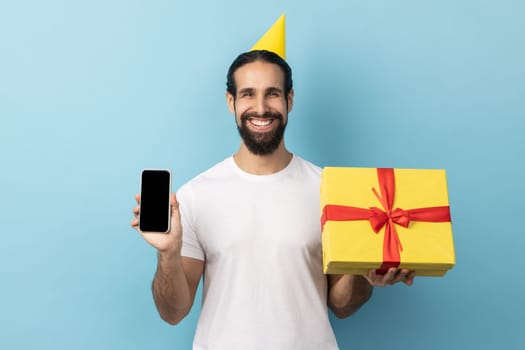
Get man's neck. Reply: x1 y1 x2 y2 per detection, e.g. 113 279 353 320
233 143 293 175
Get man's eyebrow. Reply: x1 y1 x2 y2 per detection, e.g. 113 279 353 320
238 87 255 95
266 86 283 94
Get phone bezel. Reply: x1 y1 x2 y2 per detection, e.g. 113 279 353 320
139 169 171 233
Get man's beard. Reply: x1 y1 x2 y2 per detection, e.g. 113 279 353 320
237 111 287 156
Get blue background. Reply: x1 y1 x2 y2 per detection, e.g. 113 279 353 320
1 1 523 349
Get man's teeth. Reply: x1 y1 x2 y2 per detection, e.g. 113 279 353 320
250 119 272 127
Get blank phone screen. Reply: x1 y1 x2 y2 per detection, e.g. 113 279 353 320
139 170 170 232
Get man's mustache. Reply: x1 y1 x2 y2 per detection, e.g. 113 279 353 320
241 111 283 121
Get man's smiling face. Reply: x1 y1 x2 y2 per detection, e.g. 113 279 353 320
227 60 294 155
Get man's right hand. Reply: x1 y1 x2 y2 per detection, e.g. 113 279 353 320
132 193 203 325
131 193 183 254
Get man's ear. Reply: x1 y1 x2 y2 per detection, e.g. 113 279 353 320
226 92 235 115
287 89 294 113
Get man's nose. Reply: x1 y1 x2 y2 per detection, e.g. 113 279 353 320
254 95 267 115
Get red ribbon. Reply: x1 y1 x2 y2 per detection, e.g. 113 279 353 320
321 168 451 274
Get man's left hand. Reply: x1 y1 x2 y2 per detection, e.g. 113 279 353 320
364 268 415 287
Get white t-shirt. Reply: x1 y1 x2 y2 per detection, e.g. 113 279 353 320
178 155 339 350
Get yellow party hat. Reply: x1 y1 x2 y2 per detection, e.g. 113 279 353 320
250 14 286 60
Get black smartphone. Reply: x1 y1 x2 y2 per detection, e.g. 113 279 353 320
139 169 171 233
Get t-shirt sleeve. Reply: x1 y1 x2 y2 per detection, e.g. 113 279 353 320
177 184 205 261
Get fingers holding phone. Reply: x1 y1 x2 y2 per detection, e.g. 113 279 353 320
131 170 183 253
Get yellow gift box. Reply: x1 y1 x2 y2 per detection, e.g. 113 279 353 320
321 167 455 276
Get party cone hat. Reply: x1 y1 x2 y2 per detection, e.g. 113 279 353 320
250 14 286 60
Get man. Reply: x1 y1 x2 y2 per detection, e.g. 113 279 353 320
131 50 415 349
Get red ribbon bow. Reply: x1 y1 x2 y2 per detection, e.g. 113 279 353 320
321 168 451 274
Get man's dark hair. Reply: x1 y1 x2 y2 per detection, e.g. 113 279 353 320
226 50 293 99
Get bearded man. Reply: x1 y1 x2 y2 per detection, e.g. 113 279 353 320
131 50 414 349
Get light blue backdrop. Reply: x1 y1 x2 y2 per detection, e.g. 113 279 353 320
1 1 523 349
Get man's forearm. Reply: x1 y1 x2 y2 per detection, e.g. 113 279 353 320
152 250 194 325
328 274 373 319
